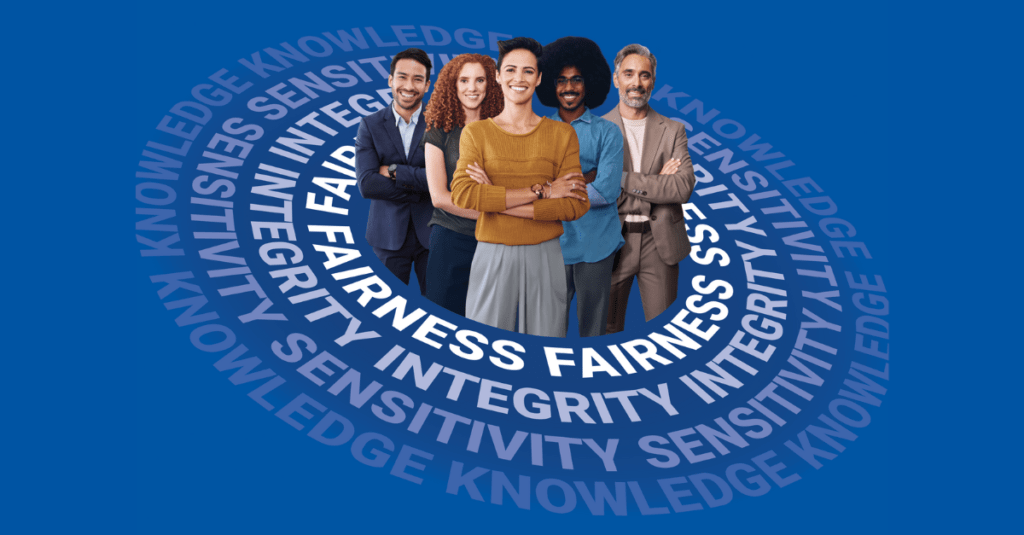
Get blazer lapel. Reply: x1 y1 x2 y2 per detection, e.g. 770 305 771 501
606 108 635 173
641 110 667 175
383 107 408 163
409 116 426 161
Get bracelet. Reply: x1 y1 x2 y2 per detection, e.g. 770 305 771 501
531 184 544 200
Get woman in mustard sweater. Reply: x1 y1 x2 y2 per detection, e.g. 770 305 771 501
450 37 590 337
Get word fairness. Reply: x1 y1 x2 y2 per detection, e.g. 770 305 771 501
254 141 736 376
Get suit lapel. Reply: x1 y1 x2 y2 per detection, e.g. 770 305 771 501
383 105 408 163
409 115 426 161
606 108 634 173
641 109 666 175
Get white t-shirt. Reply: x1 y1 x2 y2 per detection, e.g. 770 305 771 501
622 116 650 223
622 116 647 173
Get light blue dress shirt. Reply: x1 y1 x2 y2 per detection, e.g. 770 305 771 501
391 101 423 158
551 108 625 264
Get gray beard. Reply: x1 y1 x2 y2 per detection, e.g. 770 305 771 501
622 89 649 109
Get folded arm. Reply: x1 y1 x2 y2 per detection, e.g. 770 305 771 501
621 125 695 205
587 124 625 207
501 204 534 219
450 129 542 213
355 120 422 203
425 144 479 220
394 162 430 193
534 132 589 221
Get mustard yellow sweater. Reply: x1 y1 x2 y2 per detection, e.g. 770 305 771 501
450 118 589 245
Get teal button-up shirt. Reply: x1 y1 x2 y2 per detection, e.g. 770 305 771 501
551 108 625 264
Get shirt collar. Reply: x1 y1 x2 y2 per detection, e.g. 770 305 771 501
392 101 422 127
550 107 593 125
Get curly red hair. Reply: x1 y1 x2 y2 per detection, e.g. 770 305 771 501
424 54 503 133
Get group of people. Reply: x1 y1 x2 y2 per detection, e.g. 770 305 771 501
354 37 696 338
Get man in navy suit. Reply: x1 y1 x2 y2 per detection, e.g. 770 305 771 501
355 48 434 294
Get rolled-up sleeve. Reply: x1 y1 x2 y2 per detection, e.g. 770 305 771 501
587 122 624 208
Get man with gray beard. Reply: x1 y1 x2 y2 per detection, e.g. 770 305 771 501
603 44 696 333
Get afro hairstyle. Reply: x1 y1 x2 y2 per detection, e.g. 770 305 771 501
537 36 612 110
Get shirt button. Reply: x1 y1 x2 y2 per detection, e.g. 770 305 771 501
651 215 658 221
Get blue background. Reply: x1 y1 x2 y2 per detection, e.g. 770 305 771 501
6 0 1020 533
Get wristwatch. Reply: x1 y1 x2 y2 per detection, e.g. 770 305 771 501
531 183 544 200
388 164 398 180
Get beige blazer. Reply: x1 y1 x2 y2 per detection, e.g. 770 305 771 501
603 106 696 265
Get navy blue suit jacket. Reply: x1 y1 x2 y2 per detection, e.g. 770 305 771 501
355 105 433 251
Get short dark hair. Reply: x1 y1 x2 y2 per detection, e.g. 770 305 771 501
497 37 543 70
390 48 432 76
538 36 612 110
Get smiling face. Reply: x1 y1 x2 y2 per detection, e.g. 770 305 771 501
498 48 541 106
556 65 586 112
613 53 654 109
456 62 487 111
388 58 430 112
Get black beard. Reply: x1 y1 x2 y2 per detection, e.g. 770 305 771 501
559 93 583 111
395 96 422 110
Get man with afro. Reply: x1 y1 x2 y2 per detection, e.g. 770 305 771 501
538 36 624 337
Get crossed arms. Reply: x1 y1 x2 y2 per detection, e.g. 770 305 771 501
354 118 430 203
620 125 695 205
450 126 590 221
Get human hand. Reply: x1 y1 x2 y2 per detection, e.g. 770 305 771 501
583 169 597 184
380 165 393 179
546 178 587 201
659 158 681 175
553 171 584 184
468 162 493 185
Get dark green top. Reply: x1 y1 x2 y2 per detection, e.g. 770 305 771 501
422 125 477 237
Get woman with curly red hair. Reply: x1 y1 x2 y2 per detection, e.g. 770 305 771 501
421 54 504 315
